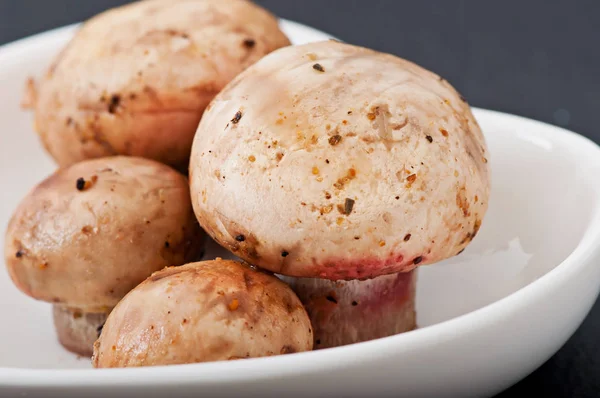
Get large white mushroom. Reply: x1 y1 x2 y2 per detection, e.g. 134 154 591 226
189 40 490 347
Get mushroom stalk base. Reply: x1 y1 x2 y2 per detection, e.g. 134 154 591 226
282 270 417 350
52 305 110 357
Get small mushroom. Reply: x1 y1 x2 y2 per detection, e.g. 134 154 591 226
3 156 204 356
92 259 313 367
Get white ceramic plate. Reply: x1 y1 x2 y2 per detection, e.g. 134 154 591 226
1 18 600 398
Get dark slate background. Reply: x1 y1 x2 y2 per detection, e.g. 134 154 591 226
1 1 599 396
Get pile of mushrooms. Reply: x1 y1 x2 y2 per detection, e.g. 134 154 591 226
4 0 490 367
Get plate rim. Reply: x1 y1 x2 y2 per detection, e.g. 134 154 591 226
1 18 600 388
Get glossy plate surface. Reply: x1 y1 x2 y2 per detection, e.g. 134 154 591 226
1 18 600 398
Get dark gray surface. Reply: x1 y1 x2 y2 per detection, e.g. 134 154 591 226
1 1 599 397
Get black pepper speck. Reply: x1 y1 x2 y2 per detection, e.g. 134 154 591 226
312 63 325 72
231 111 242 124
76 178 86 191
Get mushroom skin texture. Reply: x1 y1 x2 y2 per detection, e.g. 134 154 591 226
25 0 290 171
281 270 417 349
189 40 490 281
92 259 313 367
4 156 204 355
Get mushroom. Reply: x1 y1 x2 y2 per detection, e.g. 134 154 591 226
189 40 490 347
4 156 204 356
24 0 290 172
92 259 313 367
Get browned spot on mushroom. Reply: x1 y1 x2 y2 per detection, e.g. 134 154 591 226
317 204 332 215
367 112 376 121
243 38 256 48
248 155 256 162
324 191 332 200
439 128 449 137
38 262 48 270
460 232 472 245
329 135 342 146
472 219 482 238
228 299 239 311
406 174 417 184
81 226 93 234
382 212 392 223
459 94 467 103
456 187 470 217
231 111 242 124
474 195 479 202
457 248 465 255
333 168 357 190
404 233 411 241
107 94 120 114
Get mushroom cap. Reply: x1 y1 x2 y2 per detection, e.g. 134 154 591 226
189 40 490 280
30 0 290 171
92 259 313 367
4 156 204 311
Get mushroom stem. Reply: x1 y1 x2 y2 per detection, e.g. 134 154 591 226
281 270 417 349
52 305 110 357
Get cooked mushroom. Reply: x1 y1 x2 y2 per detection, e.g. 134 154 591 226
4 156 204 356
92 259 313 367
189 40 490 347
25 0 290 171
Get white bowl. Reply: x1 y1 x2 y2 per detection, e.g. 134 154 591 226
1 18 600 398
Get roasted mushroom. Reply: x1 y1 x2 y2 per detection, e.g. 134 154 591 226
25 0 290 171
4 156 204 356
189 40 490 347
92 259 313 367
